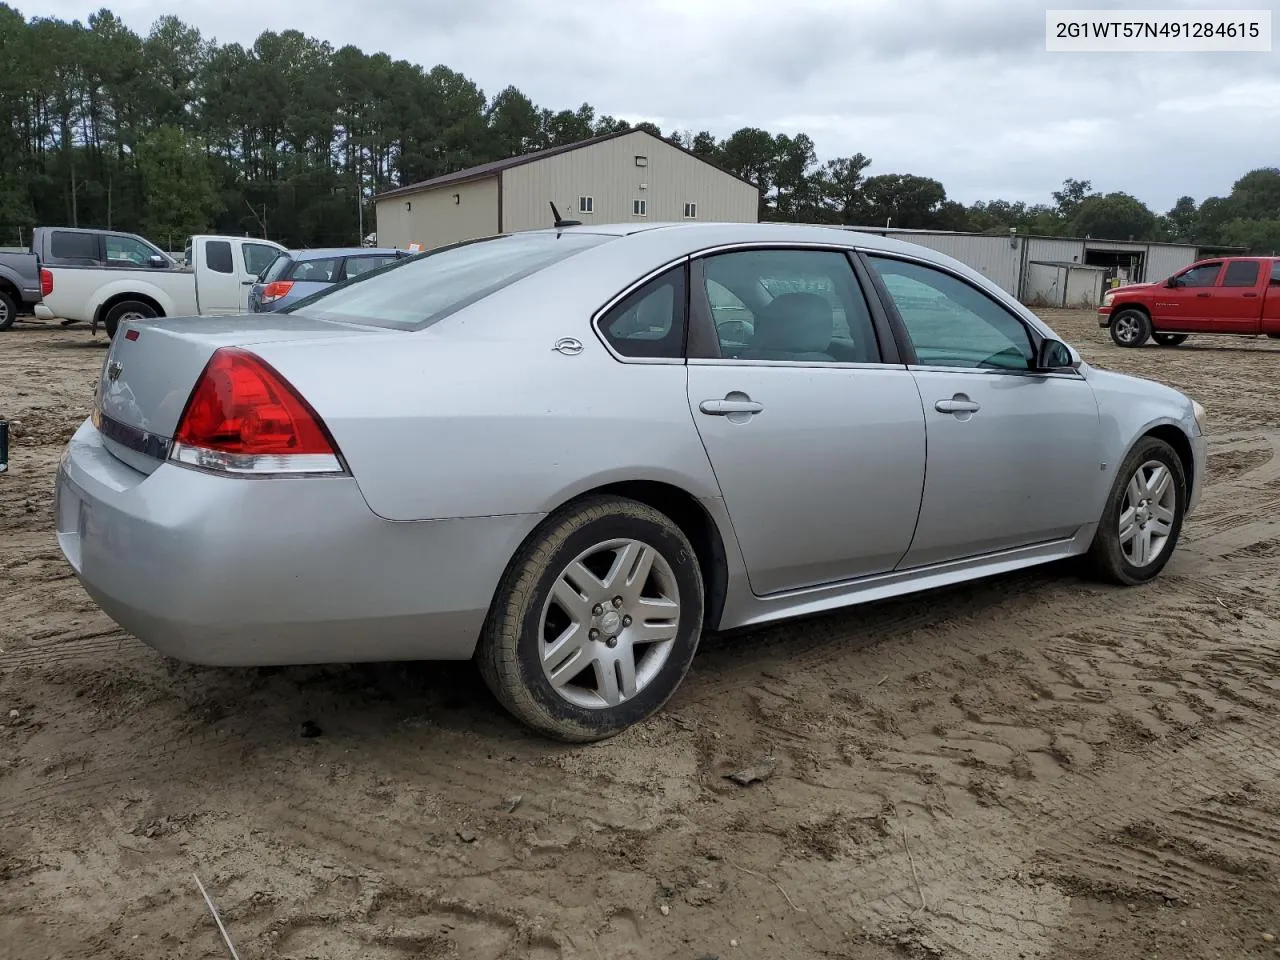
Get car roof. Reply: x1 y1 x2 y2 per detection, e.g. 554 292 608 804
289 247 403 260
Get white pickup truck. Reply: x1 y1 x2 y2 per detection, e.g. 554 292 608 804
33 228 287 338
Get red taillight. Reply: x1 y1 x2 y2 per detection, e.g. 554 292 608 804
170 348 344 475
261 280 294 302
40 269 53 296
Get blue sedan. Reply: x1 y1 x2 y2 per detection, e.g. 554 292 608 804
248 247 409 312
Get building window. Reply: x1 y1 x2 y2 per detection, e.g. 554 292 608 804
684 202 697 219
635 155 648 167
632 199 647 217
579 196 594 214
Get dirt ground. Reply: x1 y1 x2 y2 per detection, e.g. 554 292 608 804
3 309 1280 960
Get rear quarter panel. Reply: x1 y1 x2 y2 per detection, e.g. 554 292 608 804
252 331 721 521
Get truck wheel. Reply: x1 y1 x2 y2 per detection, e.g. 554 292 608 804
103 300 157 339
0 289 16 331
1109 309 1151 348
1152 333 1188 347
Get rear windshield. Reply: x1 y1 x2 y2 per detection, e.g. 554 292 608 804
261 253 293 283
283 232 613 330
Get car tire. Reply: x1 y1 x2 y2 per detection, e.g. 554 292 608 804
103 300 158 339
0 289 16 331
1086 435 1187 586
1109 308 1151 348
1152 333 1188 347
476 495 705 742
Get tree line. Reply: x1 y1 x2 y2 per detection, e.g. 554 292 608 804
2 4 1278 253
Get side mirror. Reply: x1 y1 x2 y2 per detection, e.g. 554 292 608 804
1035 338 1075 371
1165 276 1179 288
147 254 168 269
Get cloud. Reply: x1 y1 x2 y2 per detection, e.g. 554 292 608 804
26 0 1280 211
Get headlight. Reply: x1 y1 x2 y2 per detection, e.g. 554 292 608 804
1192 399 1207 434
1102 292 1115 306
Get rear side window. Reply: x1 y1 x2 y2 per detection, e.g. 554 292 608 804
205 240 233 274
49 231 100 261
599 265 686 359
289 258 341 282
343 255 399 278
285 232 612 330
1222 260 1260 287
1273 261 1280 284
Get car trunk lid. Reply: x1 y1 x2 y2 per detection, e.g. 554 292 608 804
95 313 387 473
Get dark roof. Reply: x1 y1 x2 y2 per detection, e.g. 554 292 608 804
374 128 759 201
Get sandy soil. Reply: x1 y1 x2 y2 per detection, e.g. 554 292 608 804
2 310 1280 960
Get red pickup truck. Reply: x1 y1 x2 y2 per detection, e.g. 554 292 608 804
1098 256 1280 347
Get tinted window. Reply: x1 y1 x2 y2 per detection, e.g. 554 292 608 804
697 248 881 364
869 256 1034 371
1273 261 1280 284
242 242 280 277
285 232 611 330
261 253 292 283
599 265 685 359
49 231 100 262
1222 260 1260 287
1175 262 1221 287
289 258 341 282
343 255 399 278
205 240 233 274
105 235 159 267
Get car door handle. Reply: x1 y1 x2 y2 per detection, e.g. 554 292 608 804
1196 292 1211 298
935 397 980 414
699 398 764 415
1243 292 1258 298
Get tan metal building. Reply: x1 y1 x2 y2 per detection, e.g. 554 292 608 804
373 129 759 250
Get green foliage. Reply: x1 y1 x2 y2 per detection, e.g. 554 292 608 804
135 125 220 245
0 4 1275 249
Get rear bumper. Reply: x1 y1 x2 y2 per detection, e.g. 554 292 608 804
55 419 543 666
34 303 54 320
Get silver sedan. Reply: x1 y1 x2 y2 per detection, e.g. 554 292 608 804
55 221 1207 741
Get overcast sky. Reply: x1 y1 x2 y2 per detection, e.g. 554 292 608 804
25 0 1280 211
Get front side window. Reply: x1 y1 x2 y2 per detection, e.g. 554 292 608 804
205 240 233 274
1222 260 1260 287
868 255 1034 371
284 231 612 331
1174 262 1222 287
105 235 159 267
242 242 280 277
1272 260 1280 284
697 248 881 364
598 265 685 359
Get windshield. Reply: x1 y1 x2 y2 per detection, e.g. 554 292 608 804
283 232 613 330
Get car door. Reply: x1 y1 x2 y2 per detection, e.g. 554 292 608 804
863 253 1102 570
238 240 286 312
684 246 927 596
1154 261 1223 331
193 238 243 314
1204 259 1265 333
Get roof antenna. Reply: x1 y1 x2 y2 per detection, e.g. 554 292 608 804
550 201 581 229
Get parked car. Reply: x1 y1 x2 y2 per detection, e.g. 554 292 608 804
0 248 43 330
32 227 287 337
247 247 408 312
1099 255 1280 347
55 221 1206 742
